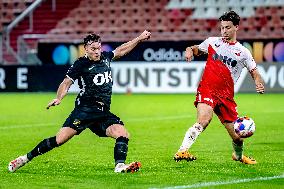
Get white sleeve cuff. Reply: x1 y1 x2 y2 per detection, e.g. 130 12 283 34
66 75 74 83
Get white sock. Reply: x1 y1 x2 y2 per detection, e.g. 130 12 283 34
115 163 125 168
232 141 243 160
178 123 203 151
21 154 29 163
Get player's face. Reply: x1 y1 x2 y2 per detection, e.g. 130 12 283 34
220 21 238 42
85 42 102 61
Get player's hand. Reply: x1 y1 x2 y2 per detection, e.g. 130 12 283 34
255 83 265 94
46 98 61 109
138 30 151 41
185 47 194 62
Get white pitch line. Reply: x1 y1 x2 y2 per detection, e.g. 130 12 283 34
0 115 192 130
0 123 57 130
149 174 284 189
126 115 192 122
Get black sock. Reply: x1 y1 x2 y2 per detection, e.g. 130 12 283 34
27 136 58 160
114 136 129 165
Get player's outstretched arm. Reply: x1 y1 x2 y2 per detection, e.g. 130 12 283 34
250 68 265 94
46 77 73 109
185 45 206 62
113 30 151 60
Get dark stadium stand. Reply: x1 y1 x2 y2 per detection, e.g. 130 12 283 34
1 0 81 63
1 0 284 64
1 0 35 27
45 0 284 41
9 0 81 50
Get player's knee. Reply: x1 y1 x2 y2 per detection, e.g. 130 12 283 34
116 126 129 138
56 127 77 146
198 119 211 128
56 136 69 146
55 138 64 146
107 124 129 138
122 130 130 138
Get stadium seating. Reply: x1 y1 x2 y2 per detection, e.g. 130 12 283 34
1 0 81 64
1 0 35 27
1 0 284 64
45 0 284 41
1 0 36 63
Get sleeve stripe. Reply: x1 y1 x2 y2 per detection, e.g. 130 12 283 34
66 75 75 83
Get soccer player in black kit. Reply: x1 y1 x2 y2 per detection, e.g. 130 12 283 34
8 30 151 173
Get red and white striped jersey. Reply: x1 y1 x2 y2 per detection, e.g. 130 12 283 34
197 37 256 98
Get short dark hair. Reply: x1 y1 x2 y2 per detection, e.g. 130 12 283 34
83 33 101 46
219 11 240 26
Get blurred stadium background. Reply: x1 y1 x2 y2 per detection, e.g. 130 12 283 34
0 1 284 188
0 0 284 93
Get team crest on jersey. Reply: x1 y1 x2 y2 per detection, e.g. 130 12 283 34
235 52 241 56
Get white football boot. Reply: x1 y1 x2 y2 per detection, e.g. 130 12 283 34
114 162 141 173
8 155 29 172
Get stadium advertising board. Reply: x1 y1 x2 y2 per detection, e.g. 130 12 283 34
38 40 284 65
0 63 283 93
0 65 68 92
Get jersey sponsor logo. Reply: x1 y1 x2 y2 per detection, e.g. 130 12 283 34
212 53 237 67
93 71 112 85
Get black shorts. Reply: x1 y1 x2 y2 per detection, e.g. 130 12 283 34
62 106 124 137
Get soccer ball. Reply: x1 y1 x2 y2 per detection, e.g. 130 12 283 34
234 116 256 138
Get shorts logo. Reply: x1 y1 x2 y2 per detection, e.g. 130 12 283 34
73 119 81 126
204 97 213 103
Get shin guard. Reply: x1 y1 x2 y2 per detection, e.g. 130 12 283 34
27 136 58 160
114 136 129 165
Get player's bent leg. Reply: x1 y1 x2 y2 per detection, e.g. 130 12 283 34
196 103 214 128
224 122 244 160
8 127 77 172
27 127 77 160
106 124 141 173
177 123 204 153
174 103 213 162
106 124 129 139
56 127 78 145
224 122 257 165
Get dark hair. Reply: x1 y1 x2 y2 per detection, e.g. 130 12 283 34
83 33 101 46
219 11 240 26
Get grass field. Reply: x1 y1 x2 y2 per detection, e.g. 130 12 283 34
0 93 283 189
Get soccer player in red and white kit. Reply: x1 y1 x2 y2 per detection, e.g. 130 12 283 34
174 11 265 164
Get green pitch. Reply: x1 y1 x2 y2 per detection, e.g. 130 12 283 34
0 93 283 189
